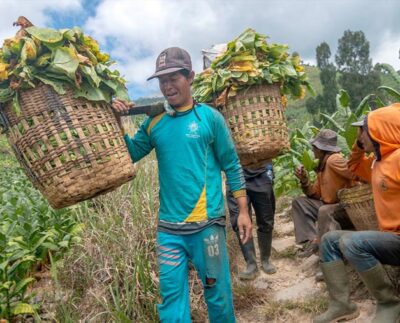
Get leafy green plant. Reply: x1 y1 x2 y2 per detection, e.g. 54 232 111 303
0 20 129 114
274 60 400 198
192 28 314 102
0 147 84 320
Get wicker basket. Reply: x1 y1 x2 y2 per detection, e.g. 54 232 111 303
337 184 379 231
219 83 289 168
0 84 135 209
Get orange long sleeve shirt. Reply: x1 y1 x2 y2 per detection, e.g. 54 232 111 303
303 153 355 204
348 104 400 233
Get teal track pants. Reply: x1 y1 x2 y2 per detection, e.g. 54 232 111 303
156 224 235 323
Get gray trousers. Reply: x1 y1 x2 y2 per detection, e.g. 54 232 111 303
291 196 355 244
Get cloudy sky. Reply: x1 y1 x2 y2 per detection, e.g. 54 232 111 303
1 0 400 99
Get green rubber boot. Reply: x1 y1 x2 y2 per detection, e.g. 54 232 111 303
236 233 258 280
359 263 400 323
313 261 359 323
257 231 277 274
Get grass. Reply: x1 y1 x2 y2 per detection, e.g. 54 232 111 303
272 245 298 260
262 295 328 321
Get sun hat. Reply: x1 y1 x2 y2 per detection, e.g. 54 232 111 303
310 129 341 152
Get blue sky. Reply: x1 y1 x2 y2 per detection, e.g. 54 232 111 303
1 0 400 100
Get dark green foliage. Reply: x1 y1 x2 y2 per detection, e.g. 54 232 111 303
335 30 381 110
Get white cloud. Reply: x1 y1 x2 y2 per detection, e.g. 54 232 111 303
84 0 400 98
372 31 400 70
0 0 82 42
1 0 400 98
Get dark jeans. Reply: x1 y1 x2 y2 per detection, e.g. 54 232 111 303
226 186 275 234
320 230 400 272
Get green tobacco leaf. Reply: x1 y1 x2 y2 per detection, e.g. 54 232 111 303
80 65 101 87
20 38 37 63
14 277 35 294
301 150 315 171
73 82 110 102
101 79 129 101
337 89 350 108
25 26 63 43
12 92 21 116
0 88 14 103
337 134 351 156
34 75 66 95
35 52 52 67
378 86 400 101
320 113 345 132
50 47 79 81
355 93 373 117
12 302 35 315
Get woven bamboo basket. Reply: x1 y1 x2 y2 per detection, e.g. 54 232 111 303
0 84 135 209
337 184 379 231
219 84 289 168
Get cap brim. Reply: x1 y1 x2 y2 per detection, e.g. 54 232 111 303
351 120 364 127
147 67 186 81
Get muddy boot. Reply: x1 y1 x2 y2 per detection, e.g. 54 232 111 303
257 231 276 274
236 232 258 280
359 263 400 323
313 261 359 323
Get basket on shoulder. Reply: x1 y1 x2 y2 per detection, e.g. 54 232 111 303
0 17 135 209
194 28 313 168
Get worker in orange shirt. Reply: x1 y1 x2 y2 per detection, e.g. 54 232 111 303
292 129 355 260
314 104 400 323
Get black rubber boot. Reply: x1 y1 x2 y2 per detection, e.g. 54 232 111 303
257 231 277 274
236 232 258 280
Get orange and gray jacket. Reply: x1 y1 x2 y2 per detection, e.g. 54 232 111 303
302 153 355 204
124 103 246 233
348 103 400 233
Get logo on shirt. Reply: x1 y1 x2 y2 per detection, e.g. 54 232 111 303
379 177 388 191
186 121 200 139
204 234 220 257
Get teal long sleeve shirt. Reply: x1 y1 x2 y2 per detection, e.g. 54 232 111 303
124 103 245 232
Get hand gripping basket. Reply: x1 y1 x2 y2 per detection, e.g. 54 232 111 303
218 84 289 168
337 184 379 231
0 84 135 209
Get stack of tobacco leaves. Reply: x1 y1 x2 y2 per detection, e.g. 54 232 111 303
193 28 314 104
0 17 129 114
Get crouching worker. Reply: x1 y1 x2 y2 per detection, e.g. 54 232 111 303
226 162 276 280
314 104 400 323
112 47 252 323
292 129 355 258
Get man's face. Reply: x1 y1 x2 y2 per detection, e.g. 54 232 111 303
359 128 375 153
158 71 194 108
312 145 324 159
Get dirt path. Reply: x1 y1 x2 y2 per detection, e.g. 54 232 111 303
232 197 375 323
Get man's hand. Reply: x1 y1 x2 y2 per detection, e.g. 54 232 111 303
237 211 252 244
236 195 252 244
356 127 365 149
111 99 135 132
294 165 308 184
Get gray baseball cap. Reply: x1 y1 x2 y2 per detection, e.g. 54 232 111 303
310 129 341 152
147 47 192 81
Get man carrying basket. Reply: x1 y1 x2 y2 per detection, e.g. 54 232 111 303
112 47 252 323
314 104 400 323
